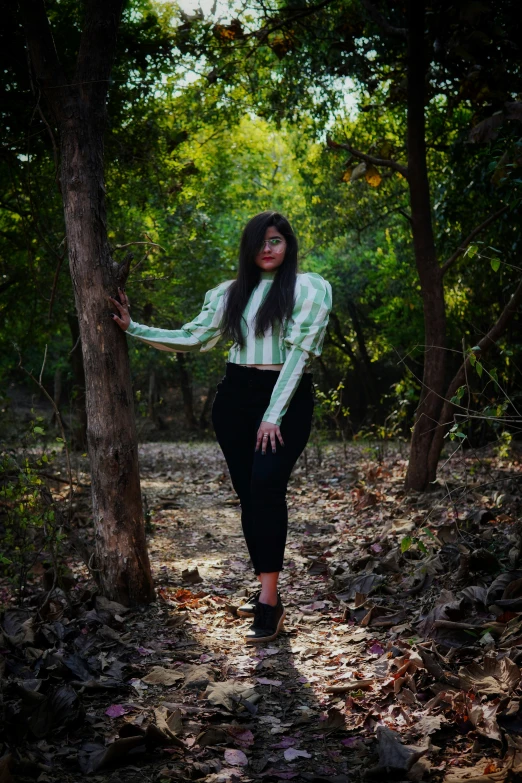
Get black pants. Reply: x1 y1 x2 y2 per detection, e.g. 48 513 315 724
211 362 314 575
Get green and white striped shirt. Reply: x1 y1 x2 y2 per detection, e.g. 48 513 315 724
126 270 332 426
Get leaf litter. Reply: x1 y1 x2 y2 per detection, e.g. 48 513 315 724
1 440 522 781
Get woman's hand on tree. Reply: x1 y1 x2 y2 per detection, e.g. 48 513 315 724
109 287 131 331
255 421 284 454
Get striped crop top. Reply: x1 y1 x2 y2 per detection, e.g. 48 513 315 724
126 269 332 426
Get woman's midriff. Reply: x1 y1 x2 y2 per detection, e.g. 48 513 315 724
245 363 284 370
244 363 312 374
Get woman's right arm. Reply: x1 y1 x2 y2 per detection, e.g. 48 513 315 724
109 281 231 353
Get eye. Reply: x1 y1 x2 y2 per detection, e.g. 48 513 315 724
269 238 282 245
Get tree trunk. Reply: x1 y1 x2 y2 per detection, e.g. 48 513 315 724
176 353 198 430
148 370 157 419
404 0 447 491
346 299 378 404
199 384 215 429
51 367 62 429
68 313 88 450
21 0 155 605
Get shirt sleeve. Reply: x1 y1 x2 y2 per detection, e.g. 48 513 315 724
125 281 231 353
262 273 332 426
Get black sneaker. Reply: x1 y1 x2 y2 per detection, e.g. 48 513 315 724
245 594 286 644
237 590 261 617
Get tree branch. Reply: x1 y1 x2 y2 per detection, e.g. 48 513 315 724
361 0 408 39
18 0 67 119
18 348 74 519
251 0 338 42
353 205 411 234
326 137 409 178
441 205 510 275
0 199 31 218
328 312 358 364
427 275 522 471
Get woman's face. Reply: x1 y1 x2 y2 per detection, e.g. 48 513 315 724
254 225 287 272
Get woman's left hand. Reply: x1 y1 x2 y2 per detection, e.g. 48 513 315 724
256 421 284 454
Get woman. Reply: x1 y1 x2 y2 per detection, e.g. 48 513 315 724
109 211 332 644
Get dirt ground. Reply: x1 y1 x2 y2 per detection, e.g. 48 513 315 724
2 439 522 782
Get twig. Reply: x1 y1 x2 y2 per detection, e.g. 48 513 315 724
441 206 509 275
39 344 48 387
37 471 90 488
18 348 74 519
247 0 338 43
113 241 166 252
462 338 470 423
37 565 57 617
326 138 409 177
69 333 81 356
88 550 102 573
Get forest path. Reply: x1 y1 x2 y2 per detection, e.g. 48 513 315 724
5 441 522 783
114 440 521 782
135 440 369 781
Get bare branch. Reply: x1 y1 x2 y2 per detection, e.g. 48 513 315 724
441 205 509 275
113 241 166 252
427 275 522 468
353 205 411 237
38 344 48 387
361 0 408 39
327 137 409 178
327 312 358 364
18 349 74 518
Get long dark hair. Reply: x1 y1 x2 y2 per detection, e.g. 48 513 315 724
221 211 298 348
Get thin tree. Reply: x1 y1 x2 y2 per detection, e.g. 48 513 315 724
19 0 155 604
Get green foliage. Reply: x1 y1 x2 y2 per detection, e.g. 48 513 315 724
401 535 428 555
0 415 63 599
496 430 513 459
309 382 350 465
1 0 521 454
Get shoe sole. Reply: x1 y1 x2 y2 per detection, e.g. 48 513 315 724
236 606 256 617
244 608 286 644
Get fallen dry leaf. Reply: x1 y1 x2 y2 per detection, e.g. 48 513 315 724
284 748 312 761
369 725 430 775
224 748 248 766
459 656 521 695
141 666 185 686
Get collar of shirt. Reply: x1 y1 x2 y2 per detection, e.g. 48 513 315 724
259 269 277 281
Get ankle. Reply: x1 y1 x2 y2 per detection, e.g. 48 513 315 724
259 590 278 607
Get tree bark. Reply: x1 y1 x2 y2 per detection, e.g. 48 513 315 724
21 0 155 605
199 384 216 429
404 0 447 491
148 370 157 419
176 354 198 430
67 314 88 450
